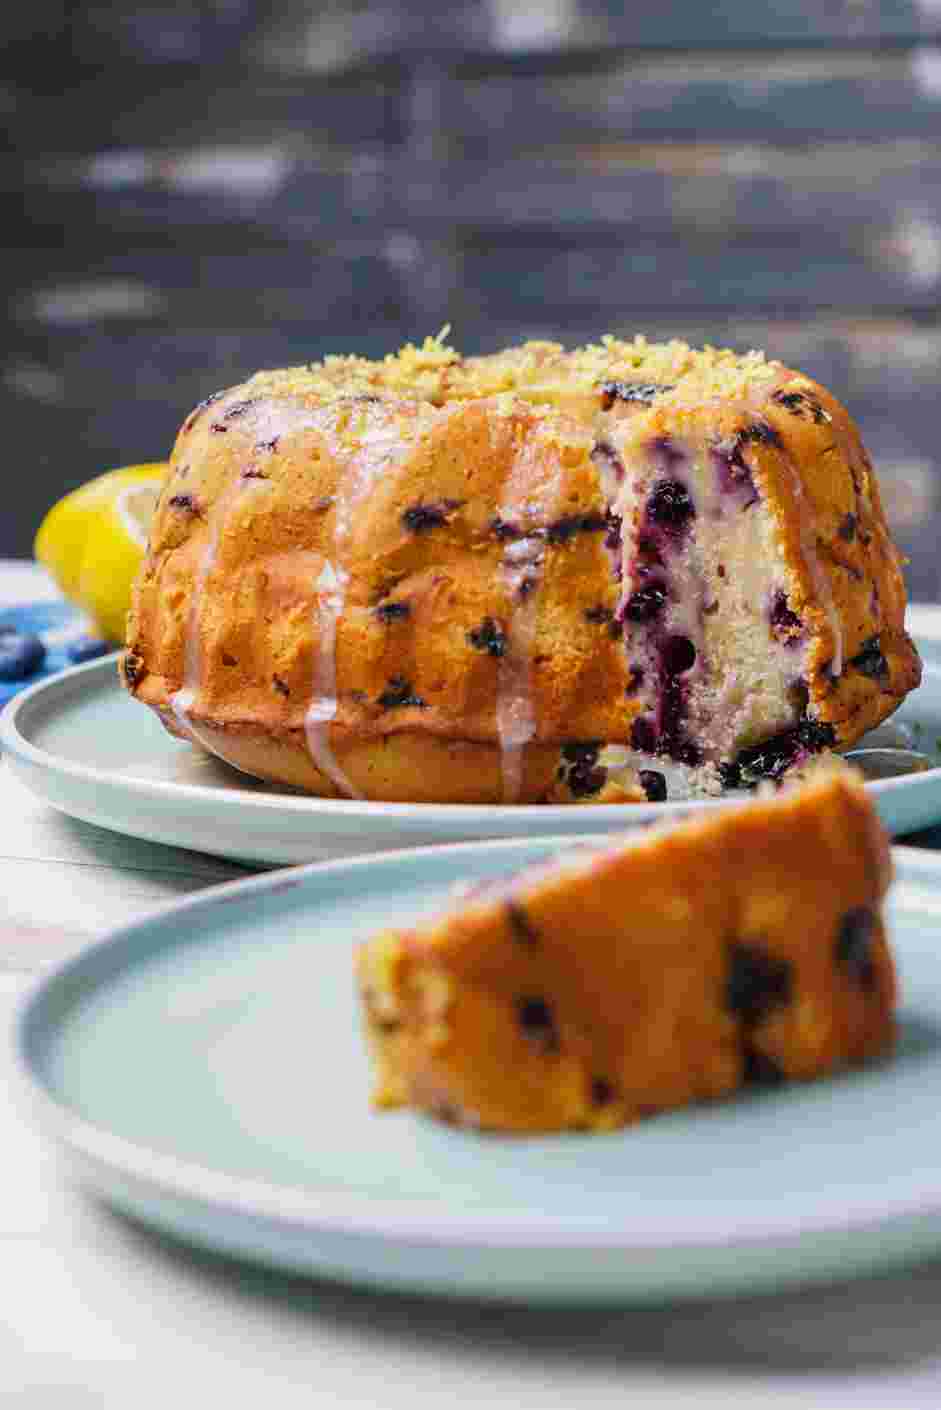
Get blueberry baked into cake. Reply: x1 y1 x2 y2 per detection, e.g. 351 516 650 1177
122 333 921 803
356 763 896 1133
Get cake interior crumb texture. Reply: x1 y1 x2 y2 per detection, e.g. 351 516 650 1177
122 332 921 804
356 763 896 1133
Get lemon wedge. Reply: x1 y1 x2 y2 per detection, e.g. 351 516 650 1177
34 463 168 643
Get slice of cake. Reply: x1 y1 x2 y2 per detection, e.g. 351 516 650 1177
356 763 895 1133
122 333 920 803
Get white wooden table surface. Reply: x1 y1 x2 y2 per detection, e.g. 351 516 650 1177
5 560 941 1408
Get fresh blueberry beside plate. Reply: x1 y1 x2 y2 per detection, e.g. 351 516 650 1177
66 635 111 665
0 628 46 682
0 601 92 706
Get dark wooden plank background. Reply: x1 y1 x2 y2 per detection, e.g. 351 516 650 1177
3 1 940 597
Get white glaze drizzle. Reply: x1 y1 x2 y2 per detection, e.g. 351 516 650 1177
170 398 318 769
170 474 260 757
494 428 568 803
303 407 412 799
304 559 357 798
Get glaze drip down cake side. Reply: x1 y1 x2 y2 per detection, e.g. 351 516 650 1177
122 334 921 804
356 764 896 1133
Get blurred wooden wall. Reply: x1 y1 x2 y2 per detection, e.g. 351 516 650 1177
3 2 941 594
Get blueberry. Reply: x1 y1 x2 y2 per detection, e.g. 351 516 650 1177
590 1076 615 1105
726 943 792 1023
718 761 742 789
506 902 539 946
639 769 667 802
66 635 110 664
850 635 889 682
772 389 828 424
584 605 614 625
636 534 663 570
0 629 46 681
631 717 657 753
375 600 410 623
835 907 877 990
838 512 857 542
739 421 783 450
656 669 700 765
545 512 606 544
661 634 696 675
646 479 694 534
515 996 559 1052
789 678 810 715
603 509 623 555
491 516 520 541
669 736 702 766
624 583 667 623
377 676 427 709
121 650 145 688
402 500 462 533
568 764 607 798
769 590 802 638
743 1049 786 1087
797 718 837 751
726 718 836 787
561 740 601 764
561 741 606 798
772 391 807 415
730 734 797 785
467 617 507 657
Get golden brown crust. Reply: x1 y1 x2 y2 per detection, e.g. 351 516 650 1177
357 764 895 1133
124 335 920 802
128 392 636 801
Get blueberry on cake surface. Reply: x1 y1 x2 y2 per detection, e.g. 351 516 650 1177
356 763 896 1133
123 332 920 803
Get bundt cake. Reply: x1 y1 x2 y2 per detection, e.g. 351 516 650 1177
122 332 921 803
356 762 896 1133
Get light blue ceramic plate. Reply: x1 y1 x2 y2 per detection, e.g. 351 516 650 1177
16 838 941 1304
4 608 941 864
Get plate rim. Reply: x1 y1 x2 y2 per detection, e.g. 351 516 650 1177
3 619 941 826
15 835 941 1255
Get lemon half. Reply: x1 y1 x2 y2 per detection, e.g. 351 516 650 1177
35 463 168 643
